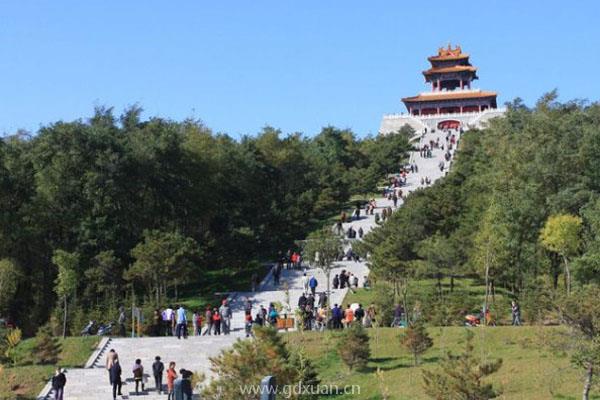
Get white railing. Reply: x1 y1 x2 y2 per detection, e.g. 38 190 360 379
383 107 507 120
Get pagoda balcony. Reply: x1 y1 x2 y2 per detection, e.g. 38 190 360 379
383 107 506 120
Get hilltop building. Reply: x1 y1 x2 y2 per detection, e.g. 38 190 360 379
380 45 505 133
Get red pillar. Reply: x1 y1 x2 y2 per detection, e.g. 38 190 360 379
460 105 463 113
478 104 482 112
437 79 441 91
460 80 464 89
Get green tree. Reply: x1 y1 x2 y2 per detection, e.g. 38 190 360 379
0 259 21 317
473 201 511 320
203 327 319 400
126 230 200 304
400 320 433 366
52 250 79 338
300 228 343 308
558 286 600 400
540 214 583 295
423 330 503 399
337 323 371 371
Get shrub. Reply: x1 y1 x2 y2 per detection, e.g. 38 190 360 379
337 323 370 371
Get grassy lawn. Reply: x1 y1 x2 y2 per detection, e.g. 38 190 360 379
285 326 595 400
4 336 99 399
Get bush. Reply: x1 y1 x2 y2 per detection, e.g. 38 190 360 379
337 323 370 371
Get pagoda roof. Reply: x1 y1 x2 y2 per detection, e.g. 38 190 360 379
427 44 469 61
423 65 477 75
402 90 497 103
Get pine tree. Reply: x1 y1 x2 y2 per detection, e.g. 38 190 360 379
400 321 433 365
422 330 502 399
33 324 62 365
337 323 371 371
203 327 319 400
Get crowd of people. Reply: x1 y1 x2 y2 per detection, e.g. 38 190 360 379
148 301 234 338
105 350 194 400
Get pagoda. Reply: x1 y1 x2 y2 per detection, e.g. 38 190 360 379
380 45 504 133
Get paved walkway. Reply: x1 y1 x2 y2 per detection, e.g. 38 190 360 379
39 128 461 400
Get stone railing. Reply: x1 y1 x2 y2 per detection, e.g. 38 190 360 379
383 107 507 120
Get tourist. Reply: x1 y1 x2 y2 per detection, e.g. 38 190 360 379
195 311 202 336
358 227 364 238
51 368 66 400
110 359 123 400
219 300 232 335
105 349 118 383
178 369 194 400
511 301 522 326
344 304 355 327
245 312 253 337
175 304 187 339
163 305 174 336
318 292 327 308
244 298 252 315
331 304 342 329
339 270 347 289
202 306 213 336
192 310 199 337
118 306 126 337
260 305 267 324
212 309 221 335
392 193 398 207
391 304 404 327
152 356 164 394
269 305 279 326
306 293 315 309
335 220 343 235
301 272 309 294
254 310 264 326
272 264 280 285
353 274 359 288
166 362 177 400
298 292 307 310
309 275 318 296
355 304 365 323
332 274 339 289
132 358 145 394
316 307 327 331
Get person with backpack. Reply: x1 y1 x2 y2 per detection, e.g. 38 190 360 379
152 356 164 394
51 368 66 400
309 276 318 296
132 358 145 394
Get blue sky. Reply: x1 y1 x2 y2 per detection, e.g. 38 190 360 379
1 1 599 137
